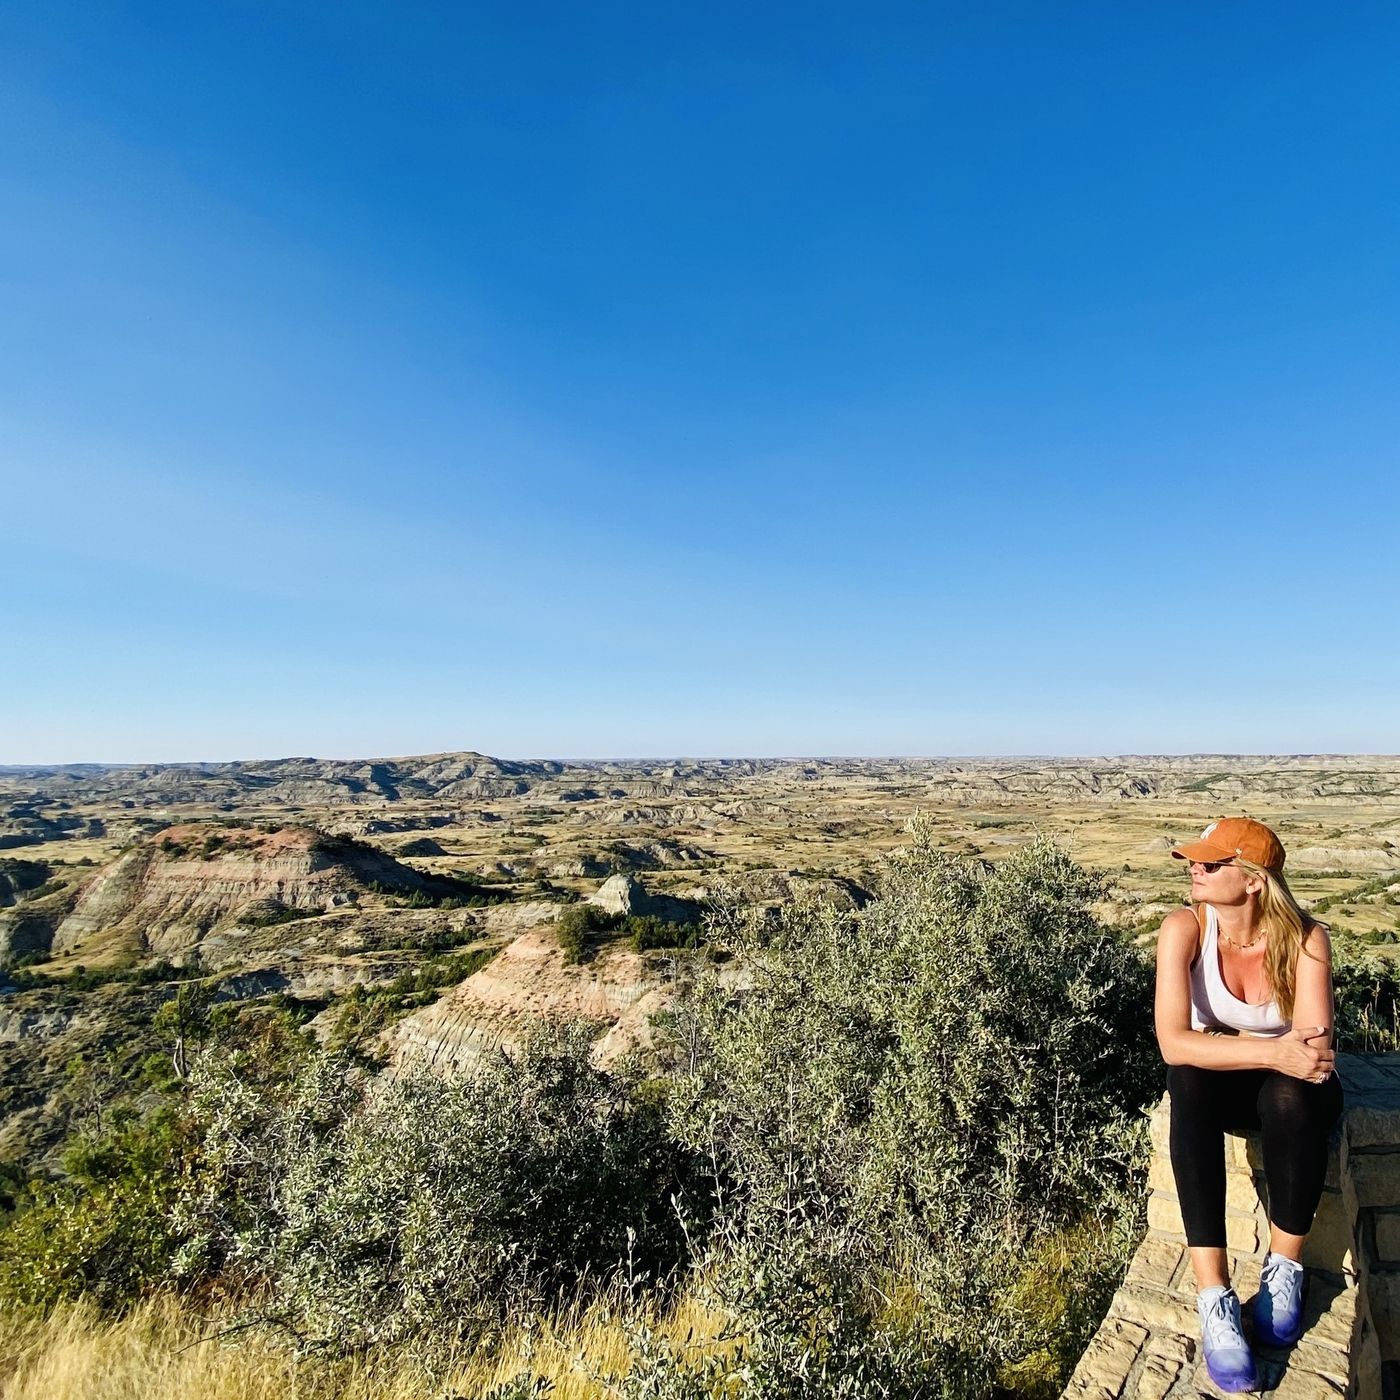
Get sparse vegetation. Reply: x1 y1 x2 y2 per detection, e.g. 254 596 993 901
323 947 501 1052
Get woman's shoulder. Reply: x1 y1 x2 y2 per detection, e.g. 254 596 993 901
1160 905 1199 936
1301 917 1333 957
1158 906 1201 958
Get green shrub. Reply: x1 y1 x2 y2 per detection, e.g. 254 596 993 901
654 822 1158 1395
177 1023 702 1351
1333 936 1400 1052
624 915 703 952
556 903 602 963
0 1107 196 1310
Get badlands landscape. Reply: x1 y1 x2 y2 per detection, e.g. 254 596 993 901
2 750 1399 1171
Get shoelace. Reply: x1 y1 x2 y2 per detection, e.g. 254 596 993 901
1202 1292 1247 1352
1261 1261 1303 1315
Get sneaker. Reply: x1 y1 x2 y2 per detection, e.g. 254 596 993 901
1197 1286 1257 1392
1254 1252 1306 1347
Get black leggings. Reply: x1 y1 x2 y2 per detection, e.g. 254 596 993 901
1167 1063 1344 1247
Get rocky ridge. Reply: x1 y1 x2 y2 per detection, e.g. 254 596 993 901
42 824 466 966
5 753 1400 823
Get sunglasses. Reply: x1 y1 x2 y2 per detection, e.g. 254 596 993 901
1191 859 1235 874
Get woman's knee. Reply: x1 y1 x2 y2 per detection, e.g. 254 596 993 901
1258 1070 1343 1132
1167 1062 1216 1106
1167 1063 1224 1134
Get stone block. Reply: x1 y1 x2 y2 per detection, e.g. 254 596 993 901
1225 1168 1266 1217
1146 1190 1185 1240
1365 1272 1400 1361
1062 1317 1147 1398
1325 1126 1349 1192
1108 1283 1199 1336
1226 1129 1262 1170
1350 1337 1383 1400
1227 1212 1262 1255
1232 1256 1263 1302
1125 1236 1184 1292
1134 1355 1181 1400
1265 1362 1346 1397
1146 1153 1176 1197
1351 1152 1400 1210
1136 1332 1194 1400
1281 1340 1352 1388
1143 1331 1194 1367
1149 1097 1172 1157
1301 1188 1357 1275
1342 1100 1400 1151
1338 1055 1400 1096
1371 1210 1400 1263
1297 1276 1361 1354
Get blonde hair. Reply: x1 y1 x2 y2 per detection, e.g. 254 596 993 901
1202 858 1326 1023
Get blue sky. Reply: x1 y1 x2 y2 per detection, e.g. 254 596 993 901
2 3 1397 762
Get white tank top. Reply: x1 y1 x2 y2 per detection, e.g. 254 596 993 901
1189 903 1290 1037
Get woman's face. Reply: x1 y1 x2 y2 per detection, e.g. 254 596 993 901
1189 858 1257 904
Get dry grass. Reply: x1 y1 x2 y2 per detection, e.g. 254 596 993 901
0 1293 734 1400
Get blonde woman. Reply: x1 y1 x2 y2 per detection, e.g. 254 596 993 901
1154 818 1343 1393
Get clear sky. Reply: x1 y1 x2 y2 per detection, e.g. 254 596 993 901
2 3 1397 763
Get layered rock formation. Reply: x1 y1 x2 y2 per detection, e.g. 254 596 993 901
384 923 740 1076
48 823 462 965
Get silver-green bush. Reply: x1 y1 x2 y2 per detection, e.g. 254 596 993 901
647 820 1158 1395
177 1021 698 1351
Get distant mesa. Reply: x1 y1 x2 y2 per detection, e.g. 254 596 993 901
0 804 104 850
36 823 466 968
1292 844 1397 872
4 752 1400 822
545 841 712 880
609 839 712 869
0 752 566 811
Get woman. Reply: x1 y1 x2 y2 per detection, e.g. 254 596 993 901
1154 817 1343 1393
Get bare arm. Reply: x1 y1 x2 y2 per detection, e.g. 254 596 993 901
1154 908 1284 1070
1291 923 1335 1040
1281 922 1337 1075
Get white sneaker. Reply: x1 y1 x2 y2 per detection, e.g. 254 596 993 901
1255 1252 1306 1347
1197 1285 1257 1392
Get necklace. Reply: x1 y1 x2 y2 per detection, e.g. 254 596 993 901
1219 925 1266 951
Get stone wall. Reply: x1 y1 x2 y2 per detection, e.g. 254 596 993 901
1064 1054 1400 1399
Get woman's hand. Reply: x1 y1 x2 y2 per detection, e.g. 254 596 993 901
1272 1026 1336 1083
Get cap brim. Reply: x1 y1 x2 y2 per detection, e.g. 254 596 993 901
1171 840 1236 862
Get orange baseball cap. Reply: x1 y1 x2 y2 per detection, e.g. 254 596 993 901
1171 817 1286 871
